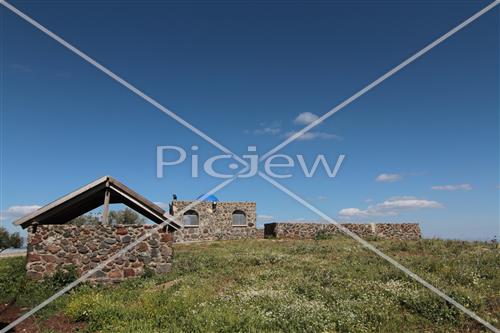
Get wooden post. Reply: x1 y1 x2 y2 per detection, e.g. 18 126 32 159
102 187 111 225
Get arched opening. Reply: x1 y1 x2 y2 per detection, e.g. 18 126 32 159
232 210 247 226
182 210 199 227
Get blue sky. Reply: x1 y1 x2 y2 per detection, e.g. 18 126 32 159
0 0 498 240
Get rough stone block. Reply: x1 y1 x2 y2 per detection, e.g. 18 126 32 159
116 227 128 235
26 225 174 283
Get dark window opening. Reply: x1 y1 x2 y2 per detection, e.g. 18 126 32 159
183 210 199 227
232 210 247 226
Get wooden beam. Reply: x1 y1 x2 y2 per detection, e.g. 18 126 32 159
12 175 171 228
102 187 111 225
14 176 109 227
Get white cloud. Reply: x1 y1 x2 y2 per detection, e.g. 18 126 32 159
0 205 41 221
154 202 169 209
375 173 402 183
254 127 281 135
431 184 472 191
294 112 320 125
377 196 442 210
306 195 328 202
339 196 442 218
338 208 371 217
257 214 274 222
250 121 282 136
285 131 341 141
250 114 340 141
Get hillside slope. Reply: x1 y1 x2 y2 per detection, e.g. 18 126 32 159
1 237 499 332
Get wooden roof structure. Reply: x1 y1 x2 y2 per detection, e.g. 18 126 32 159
14 176 180 230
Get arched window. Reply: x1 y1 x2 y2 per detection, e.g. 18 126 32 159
183 210 199 227
232 210 247 226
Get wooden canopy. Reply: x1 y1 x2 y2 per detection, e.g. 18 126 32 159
14 176 180 230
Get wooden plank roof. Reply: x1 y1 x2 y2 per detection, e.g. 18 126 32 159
13 176 180 230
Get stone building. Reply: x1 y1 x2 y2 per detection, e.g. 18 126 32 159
14 175 422 282
170 195 261 242
25 224 173 282
14 176 261 281
14 176 179 282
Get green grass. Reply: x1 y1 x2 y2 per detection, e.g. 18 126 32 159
1 237 499 332
0 255 76 321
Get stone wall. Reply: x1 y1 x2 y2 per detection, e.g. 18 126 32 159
172 201 261 242
26 225 173 282
264 222 421 240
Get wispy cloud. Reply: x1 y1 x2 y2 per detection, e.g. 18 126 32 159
0 205 41 221
285 131 341 141
339 196 442 218
294 112 320 125
257 214 274 222
375 173 403 183
248 112 340 141
431 184 472 191
153 201 169 209
247 121 282 136
255 127 281 135
290 112 340 140
306 195 328 202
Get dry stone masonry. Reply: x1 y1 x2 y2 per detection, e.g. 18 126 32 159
20 176 422 283
264 222 421 240
26 225 173 282
25 201 420 283
172 200 263 242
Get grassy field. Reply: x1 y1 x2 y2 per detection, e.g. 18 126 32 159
0 237 499 332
